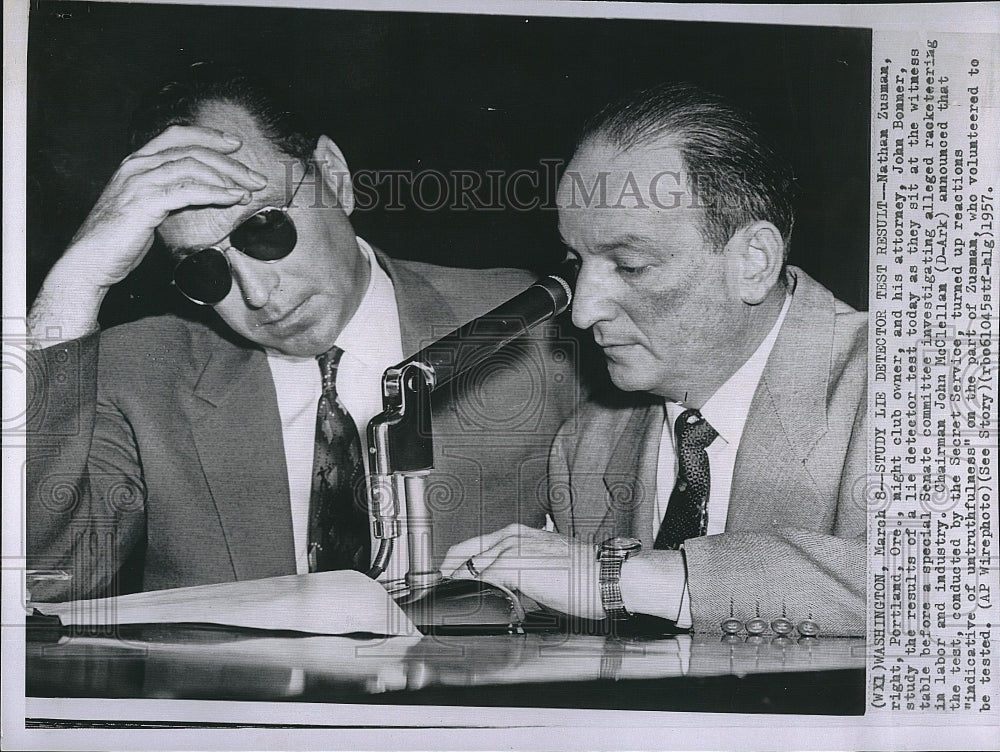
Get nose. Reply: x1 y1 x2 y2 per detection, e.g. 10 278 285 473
570 262 616 331
226 251 280 309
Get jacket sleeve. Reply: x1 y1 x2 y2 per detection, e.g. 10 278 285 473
682 393 867 636
26 333 146 602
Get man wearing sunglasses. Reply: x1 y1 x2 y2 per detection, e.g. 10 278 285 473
26 64 579 601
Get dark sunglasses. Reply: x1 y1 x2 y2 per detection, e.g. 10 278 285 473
171 170 308 305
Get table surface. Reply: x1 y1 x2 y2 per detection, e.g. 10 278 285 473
27 623 866 717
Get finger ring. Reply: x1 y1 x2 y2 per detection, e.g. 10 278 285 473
465 558 482 578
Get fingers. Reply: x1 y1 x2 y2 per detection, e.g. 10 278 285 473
151 183 253 216
440 534 493 578
447 525 548 582
440 524 531 577
450 538 516 582
117 125 270 214
140 158 254 197
108 170 250 231
131 124 243 158
59 125 276 295
105 145 270 234
65 164 251 291
121 147 268 193
464 535 523 578
451 528 575 579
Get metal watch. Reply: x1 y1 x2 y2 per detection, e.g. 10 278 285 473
597 536 642 620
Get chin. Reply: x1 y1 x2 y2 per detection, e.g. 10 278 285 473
245 316 341 357
606 363 660 394
238 329 326 358
268 337 330 358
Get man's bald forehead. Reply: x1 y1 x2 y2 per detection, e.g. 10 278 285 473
557 136 692 213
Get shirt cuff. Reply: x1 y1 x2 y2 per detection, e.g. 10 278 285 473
619 550 687 622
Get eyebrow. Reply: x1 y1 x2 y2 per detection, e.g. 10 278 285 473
560 233 655 254
593 234 654 252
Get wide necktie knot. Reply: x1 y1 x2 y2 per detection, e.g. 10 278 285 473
653 408 717 551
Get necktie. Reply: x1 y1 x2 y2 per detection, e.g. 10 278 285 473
307 346 371 572
653 409 718 550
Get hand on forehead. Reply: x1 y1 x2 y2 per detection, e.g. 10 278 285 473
190 101 297 193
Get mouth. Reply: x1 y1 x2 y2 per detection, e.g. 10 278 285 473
594 337 636 349
594 339 641 363
258 298 309 326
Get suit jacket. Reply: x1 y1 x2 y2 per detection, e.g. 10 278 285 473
546 267 867 635
27 252 579 601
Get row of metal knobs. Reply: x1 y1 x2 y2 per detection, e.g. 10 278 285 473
720 616 821 637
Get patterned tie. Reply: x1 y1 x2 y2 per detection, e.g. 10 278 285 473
307 346 371 572
653 409 718 550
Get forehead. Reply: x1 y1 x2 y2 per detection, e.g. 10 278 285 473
196 101 287 166
557 137 701 247
157 102 297 252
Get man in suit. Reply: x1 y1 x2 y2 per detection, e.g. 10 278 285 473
443 83 866 636
26 64 577 602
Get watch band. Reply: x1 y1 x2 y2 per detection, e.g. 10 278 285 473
598 537 641 621
599 550 631 620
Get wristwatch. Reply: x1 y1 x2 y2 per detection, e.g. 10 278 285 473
597 536 642 620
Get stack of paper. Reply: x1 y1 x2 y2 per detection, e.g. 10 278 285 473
31 570 416 637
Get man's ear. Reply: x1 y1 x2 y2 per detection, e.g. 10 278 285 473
313 135 355 216
726 221 784 305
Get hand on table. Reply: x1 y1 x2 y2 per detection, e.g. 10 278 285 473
441 524 604 620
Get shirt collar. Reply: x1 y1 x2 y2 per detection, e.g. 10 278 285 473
665 291 792 447
264 236 400 368
333 237 400 368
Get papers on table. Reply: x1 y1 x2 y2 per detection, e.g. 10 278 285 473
31 570 416 637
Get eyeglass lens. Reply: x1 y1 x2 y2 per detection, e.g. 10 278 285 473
229 208 298 261
173 208 297 304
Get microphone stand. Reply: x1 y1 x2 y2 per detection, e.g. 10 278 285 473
365 269 574 634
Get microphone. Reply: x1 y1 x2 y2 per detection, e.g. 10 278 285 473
364 262 575 584
396 264 575 393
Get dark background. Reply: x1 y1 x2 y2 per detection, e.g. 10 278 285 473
27 1 871 326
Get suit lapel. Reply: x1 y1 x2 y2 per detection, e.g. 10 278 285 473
728 269 833 530
183 330 296 579
594 403 662 543
377 253 463 356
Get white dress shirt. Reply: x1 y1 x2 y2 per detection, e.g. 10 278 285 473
654 292 792 624
265 238 407 583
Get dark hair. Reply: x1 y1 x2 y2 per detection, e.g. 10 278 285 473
128 62 317 161
578 82 795 262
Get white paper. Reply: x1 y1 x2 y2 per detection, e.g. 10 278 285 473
31 570 417 637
